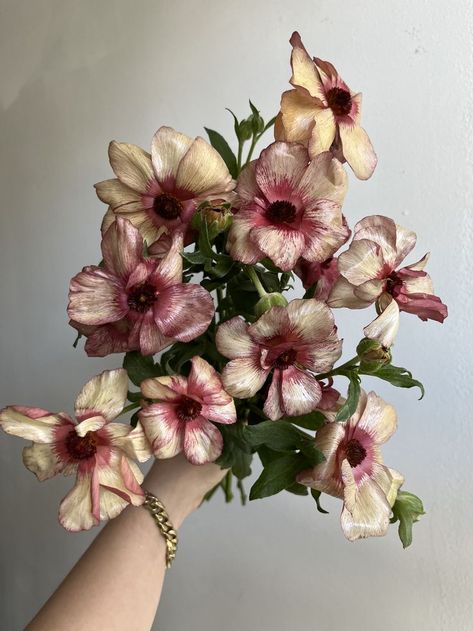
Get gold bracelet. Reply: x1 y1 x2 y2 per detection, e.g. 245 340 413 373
143 491 178 568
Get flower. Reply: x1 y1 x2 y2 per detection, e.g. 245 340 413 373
68 217 215 356
298 390 404 541
139 357 236 465
274 32 377 180
328 215 448 323
216 299 342 420
294 255 341 300
0 369 151 531
228 142 348 272
363 295 400 350
94 126 235 246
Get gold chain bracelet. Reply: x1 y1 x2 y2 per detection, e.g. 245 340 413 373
143 491 178 568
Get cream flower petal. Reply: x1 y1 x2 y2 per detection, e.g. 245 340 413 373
22 443 68 481
76 416 107 436
154 283 214 341
338 238 386 286
216 317 258 359
249 305 290 343
68 266 127 325
340 465 392 541
108 141 154 194
263 370 285 420
298 422 346 497
356 391 397 444
393 224 418 267
286 298 336 342
101 217 143 280
176 137 233 197
363 297 400 348
327 277 374 309
151 126 193 184
251 225 305 271
296 151 347 206
140 375 187 401
183 417 223 465
235 161 259 204
405 252 429 272
59 470 98 532
255 141 309 202
202 399 237 425
280 366 321 417
300 332 343 374
106 422 152 463
96 450 145 515
353 215 398 265
94 178 142 212
222 357 269 399
289 31 326 101
308 107 337 156
101 207 116 235
371 464 404 507
338 123 377 180
139 402 185 459
74 368 128 422
277 89 319 144
152 244 183 290
301 202 348 263
0 406 73 443
353 279 385 302
227 210 265 264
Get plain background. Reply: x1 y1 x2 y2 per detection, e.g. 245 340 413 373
0 1 471 630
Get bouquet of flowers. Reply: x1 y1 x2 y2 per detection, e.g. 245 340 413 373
0 32 447 546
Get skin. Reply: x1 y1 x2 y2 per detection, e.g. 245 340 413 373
25 455 227 631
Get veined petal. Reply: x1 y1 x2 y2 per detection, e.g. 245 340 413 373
236 161 259 204
151 126 193 184
338 123 377 180
393 223 417 267
0 406 73 443
221 357 269 399
108 141 154 194
216 317 257 359
227 210 264 264
301 201 348 263
251 224 305 271
201 399 237 425
286 298 336 342
187 357 232 407
101 217 143 280
277 89 319 144
249 305 290 343
263 370 285 420
152 244 183 290
68 267 127 325
255 141 309 202
140 375 187 401
299 331 343 374
75 369 128 422
94 178 142 212
308 107 337 156
139 402 184 459
338 238 386 286
328 277 374 309
106 422 152 463
176 137 233 197
356 391 397 445
183 417 223 464
154 284 214 341
353 215 398 265
371 464 404 507
139 312 172 356
76 416 107 436
296 151 347 206
59 470 98 532
280 366 322 417
23 443 68 481
96 449 145 518
341 461 392 540
363 297 400 348
289 31 325 100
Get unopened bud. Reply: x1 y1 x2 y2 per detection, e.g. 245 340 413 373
193 201 233 240
356 338 391 371
255 292 288 317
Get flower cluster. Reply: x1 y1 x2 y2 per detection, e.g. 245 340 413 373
1 32 444 546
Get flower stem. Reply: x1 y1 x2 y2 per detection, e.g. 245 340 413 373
119 401 141 416
246 266 267 298
245 134 260 165
237 140 244 173
223 470 234 503
316 356 360 380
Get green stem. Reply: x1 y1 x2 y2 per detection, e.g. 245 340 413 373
245 266 267 298
216 285 225 322
245 134 260 166
237 140 244 173
223 470 234 503
237 479 247 505
119 401 141 416
316 356 360 380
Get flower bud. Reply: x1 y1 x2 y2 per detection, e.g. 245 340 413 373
192 201 233 240
255 292 288 317
356 338 391 371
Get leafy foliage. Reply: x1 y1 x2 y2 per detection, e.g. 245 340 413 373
390 491 425 548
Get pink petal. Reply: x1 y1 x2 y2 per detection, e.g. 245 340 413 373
249 305 290 343
101 217 143 280
68 266 127 325
338 123 377 180
395 291 448 323
154 283 214 341
140 375 188 401
139 402 185 459
96 450 145 521
215 317 258 359
187 356 232 407
74 369 128 422
251 224 305 271
227 209 265 264
139 312 173 355
263 370 285 420
183 417 223 464
151 243 183 291
255 141 309 202
0 406 73 443
82 321 136 357
235 161 258 204
280 366 322 417
301 201 349 263
221 357 269 399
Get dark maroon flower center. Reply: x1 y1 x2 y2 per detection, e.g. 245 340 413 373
345 438 366 468
326 87 352 117
176 396 202 422
265 200 297 224
66 430 97 460
274 349 297 370
127 282 156 313
153 193 182 220
386 271 403 298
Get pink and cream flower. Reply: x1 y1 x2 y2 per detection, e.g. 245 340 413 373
216 299 342 420
139 357 236 465
294 255 341 301
0 369 151 532
68 217 215 357
228 142 349 272
274 32 377 180
95 126 235 246
298 390 404 541
328 215 448 323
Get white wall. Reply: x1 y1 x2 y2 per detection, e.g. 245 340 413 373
1 1 472 629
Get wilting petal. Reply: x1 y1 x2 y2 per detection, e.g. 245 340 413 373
222 357 269 399
251 224 305 271
280 366 322 417
356 391 397 444
183 417 223 464
140 375 187 401
154 283 214 341
139 402 184 459
338 123 377 180
371 463 404 507
108 141 154 194
68 266 127 325
289 31 325 101
216 317 258 359
328 276 374 309
296 151 347 206
74 368 128 422
308 107 337 156
277 89 319 144
79 320 134 357
106 422 152 463
95 449 145 519
75 416 107 436
340 461 392 540
59 470 97 532
94 178 142 213
101 217 143 280
338 238 386 286
187 357 232 408
0 406 73 443
353 215 398 264
393 224 418 267
255 141 308 202
151 126 193 185
396 290 448 323
364 297 400 348
22 443 69 481
176 137 233 197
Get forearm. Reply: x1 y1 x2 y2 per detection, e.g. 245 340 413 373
26 456 225 631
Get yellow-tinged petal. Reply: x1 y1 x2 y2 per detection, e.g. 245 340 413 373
338 123 377 180
328 277 374 309
363 296 400 348
175 137 233 197
289 31 326 101
151 126 193 184
277 89 319 145
0 407 69 443
308 107 337 156
74 368 128 422
76 416 107 436
296 151 347 206
338 238 385 286
59 471 97 532
356 391 397 444
22 443 68 481
94 178 142 212
108 141 154 193
372 464 404 507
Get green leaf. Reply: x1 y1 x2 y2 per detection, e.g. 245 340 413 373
160 336 207 375
284 411 326 431
130 410 140 428
390 491 425 548
216 423 253 480
123 352 162 387
263 115 277 131
127 390 141 402
303 283 317 299
361 364 425 399
181 250 207 266
311 489 329 514
204 127 238 178
286 482 309 496
335 371 361 422
249 452 311 500
244 422 323 466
